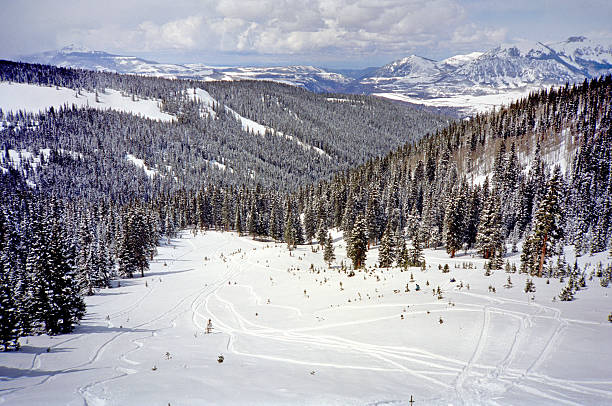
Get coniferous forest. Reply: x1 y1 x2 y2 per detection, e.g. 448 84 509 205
0 60 611 351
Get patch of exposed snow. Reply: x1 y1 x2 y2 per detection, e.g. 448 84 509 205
125 153 159 178
0 81 176 122
194 88 331 159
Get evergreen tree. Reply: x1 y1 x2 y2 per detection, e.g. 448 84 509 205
323 233 335 266
0 268 20 350
303 203 316 244
366 188 383 247
347 214 368 269
234 204 242 235
443 188 464 258
284 216 296 250
476 192 504 267
522 168 565 277
378 222 395 268
316 219 327 248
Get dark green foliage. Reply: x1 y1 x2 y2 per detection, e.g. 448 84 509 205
323 233 335 266
347 215 368 269
521 168 565 277
378 222 395 268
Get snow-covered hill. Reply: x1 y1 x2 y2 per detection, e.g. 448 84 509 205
1 230 611 405
0 81 174 122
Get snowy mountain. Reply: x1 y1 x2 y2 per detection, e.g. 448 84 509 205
20 45 351 93
359 36 612 114
18 36 612 115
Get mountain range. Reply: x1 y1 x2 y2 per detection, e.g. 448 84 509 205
16 36 612 115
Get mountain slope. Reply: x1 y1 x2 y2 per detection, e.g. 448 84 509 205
0 60 448 193
359 37 612 114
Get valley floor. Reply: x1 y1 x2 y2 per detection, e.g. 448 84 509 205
1 231 611 405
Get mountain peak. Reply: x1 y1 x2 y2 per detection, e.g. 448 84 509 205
566 36 587 43
59 44 96 54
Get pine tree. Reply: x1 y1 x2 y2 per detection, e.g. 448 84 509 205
284 216 296 250
323 233 335 266
303 203 316 244
0 269 20 350
316 219 327 248
443 188 464 258
522 168 565 277
234 204 242 235
347 214 368 269
408 235 424 267
378 222 395 268
365 188 383 247
0 218 21 351
476 192 504 267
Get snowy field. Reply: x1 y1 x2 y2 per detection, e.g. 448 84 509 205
374 89 538 115
1 231 611 405
0 82 175 122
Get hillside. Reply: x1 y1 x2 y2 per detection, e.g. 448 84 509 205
0 61 448 193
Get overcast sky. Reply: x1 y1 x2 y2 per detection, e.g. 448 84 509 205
1 0 611 68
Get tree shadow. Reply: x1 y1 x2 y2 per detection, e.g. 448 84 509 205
145 267 194 278
73 324 153 335
13 345 73 355
0 365 92 380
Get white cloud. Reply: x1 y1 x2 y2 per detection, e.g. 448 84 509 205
451 24 508 47
52 0 484 57
138 16 203 49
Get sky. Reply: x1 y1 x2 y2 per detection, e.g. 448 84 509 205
1 0 611 68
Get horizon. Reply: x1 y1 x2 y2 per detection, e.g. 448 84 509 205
12 34 611 72
2 1 612 69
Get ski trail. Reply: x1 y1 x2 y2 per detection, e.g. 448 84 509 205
454 305 490 405
77 233 233 405
206 286 455 389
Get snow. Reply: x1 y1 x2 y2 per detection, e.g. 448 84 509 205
0 82 175 122
375 88 537 115
125 154 159 178
441 52 485 67
2 230 611 405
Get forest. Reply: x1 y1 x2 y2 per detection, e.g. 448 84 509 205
0 61 610 351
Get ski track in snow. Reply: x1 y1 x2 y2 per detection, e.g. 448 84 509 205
2 231 612 405
78 233 234 405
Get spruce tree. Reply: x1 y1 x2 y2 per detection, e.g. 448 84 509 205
284 216 296 250
522 168 565 277
323 233 335 266
444 188 464 258
347 214 368 269
0 252 20 350
476 192 504 267
317 219 327 248
378 222 395 268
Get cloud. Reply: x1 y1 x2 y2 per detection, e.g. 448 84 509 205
451 24 508 47
4 0 610 65
38 0 486 58
139 16 203 49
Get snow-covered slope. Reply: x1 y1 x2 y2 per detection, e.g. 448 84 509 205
192 88 330 158
1 230 611 405
0 81 175 122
